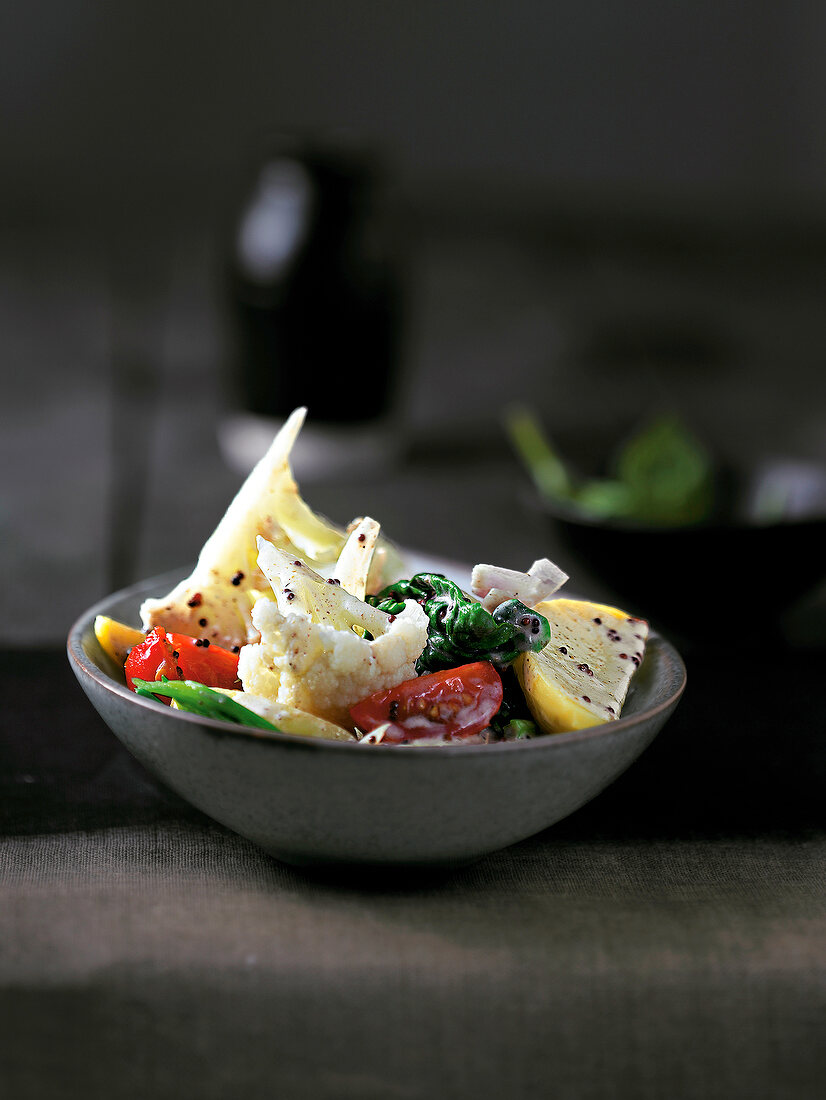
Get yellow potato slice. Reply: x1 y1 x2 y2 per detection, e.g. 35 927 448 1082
94 615 145 666
215 690 357 742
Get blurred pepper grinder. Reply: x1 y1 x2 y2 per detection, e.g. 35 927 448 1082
220 132 405 479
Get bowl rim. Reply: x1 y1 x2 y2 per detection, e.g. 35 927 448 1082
67 565 687 759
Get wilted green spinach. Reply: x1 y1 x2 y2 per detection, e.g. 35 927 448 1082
367 573 550 674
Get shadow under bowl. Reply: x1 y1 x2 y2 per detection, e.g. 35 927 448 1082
68 567 686 869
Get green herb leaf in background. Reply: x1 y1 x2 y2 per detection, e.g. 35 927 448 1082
503 405 574 501
505 406 715 526
614 414 715 525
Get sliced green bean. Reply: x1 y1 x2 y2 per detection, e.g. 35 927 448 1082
132 678 279 731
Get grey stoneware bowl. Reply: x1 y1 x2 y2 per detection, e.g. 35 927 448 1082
68 562 686 868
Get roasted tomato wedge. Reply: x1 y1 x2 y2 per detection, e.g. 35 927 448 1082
125 627 242 694
350 661 503 744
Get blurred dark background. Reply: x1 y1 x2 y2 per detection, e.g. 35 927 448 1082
4 3 825 220
2 1 825 642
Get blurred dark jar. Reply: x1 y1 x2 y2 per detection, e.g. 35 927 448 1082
225 135 403 425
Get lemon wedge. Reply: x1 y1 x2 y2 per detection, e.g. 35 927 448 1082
514 599 649 733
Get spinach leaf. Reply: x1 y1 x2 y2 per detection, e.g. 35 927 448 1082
367 573 550 674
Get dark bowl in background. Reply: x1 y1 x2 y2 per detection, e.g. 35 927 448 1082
528 457 826 643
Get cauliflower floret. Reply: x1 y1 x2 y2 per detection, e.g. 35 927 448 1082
238 538 428 728
332 516 380 600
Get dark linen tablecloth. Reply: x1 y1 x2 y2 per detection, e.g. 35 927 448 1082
2 642 824 1100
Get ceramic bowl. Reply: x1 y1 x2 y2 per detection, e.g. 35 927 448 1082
67 561 686 868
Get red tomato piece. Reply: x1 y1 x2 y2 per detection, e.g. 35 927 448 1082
350 661 503 744
125 627 241 694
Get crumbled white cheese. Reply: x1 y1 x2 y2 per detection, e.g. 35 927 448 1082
471 558 569 611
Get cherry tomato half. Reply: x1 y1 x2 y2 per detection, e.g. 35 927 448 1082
350 661 503 744
125 627 242 695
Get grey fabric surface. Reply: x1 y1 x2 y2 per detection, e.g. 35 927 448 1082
3 823 824 1100
2 647 825 1100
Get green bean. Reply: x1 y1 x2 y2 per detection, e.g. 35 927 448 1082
132 678 278 731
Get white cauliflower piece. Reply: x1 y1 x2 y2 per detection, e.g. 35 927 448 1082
316 515 405 596
327 517 380 601
238 539 429 728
